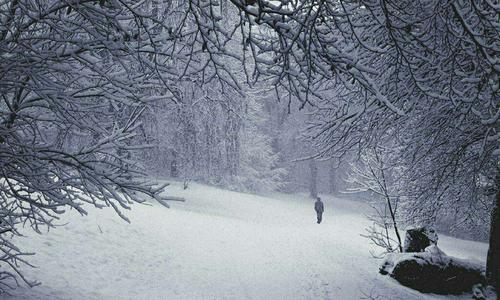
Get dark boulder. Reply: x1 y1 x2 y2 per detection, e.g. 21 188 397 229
380 245 486 295
391 256 484 294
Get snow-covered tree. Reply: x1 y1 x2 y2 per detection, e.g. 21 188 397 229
0 0 221 290
218 0 499 290
142 82 285 192
346 146 403 255
232 90 287 192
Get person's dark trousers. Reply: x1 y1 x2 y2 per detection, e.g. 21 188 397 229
317 212 322 224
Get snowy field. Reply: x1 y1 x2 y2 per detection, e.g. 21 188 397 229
7 182 488 300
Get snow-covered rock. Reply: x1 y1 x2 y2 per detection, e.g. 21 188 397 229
403 227 438 253
380 245 486 294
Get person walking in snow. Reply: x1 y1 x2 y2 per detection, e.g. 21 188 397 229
314 197 324 224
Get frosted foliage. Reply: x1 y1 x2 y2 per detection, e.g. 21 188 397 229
346 146 404 255
0 0 195 291
264 1 500 236
232 92 287 192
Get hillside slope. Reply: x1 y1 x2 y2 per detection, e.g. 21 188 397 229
7 182 488 299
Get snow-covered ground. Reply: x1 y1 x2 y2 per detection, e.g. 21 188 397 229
7 182 489 299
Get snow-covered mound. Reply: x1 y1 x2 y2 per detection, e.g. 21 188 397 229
6 182 489 299
380 245 485 294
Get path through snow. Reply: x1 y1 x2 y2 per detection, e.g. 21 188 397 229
8 182 488 299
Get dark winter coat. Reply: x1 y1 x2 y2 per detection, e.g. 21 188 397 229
314 200 324 213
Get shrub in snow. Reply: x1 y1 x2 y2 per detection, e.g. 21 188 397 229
347 147 404 255
403 227 438 253
380 245 485 294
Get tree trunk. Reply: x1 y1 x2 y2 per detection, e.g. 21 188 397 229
329 162 336 194
170 149 178 178
309 159 318 198
486 170 500 292
387 197 403 253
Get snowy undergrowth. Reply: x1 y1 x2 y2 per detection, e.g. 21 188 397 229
6 182 489 299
